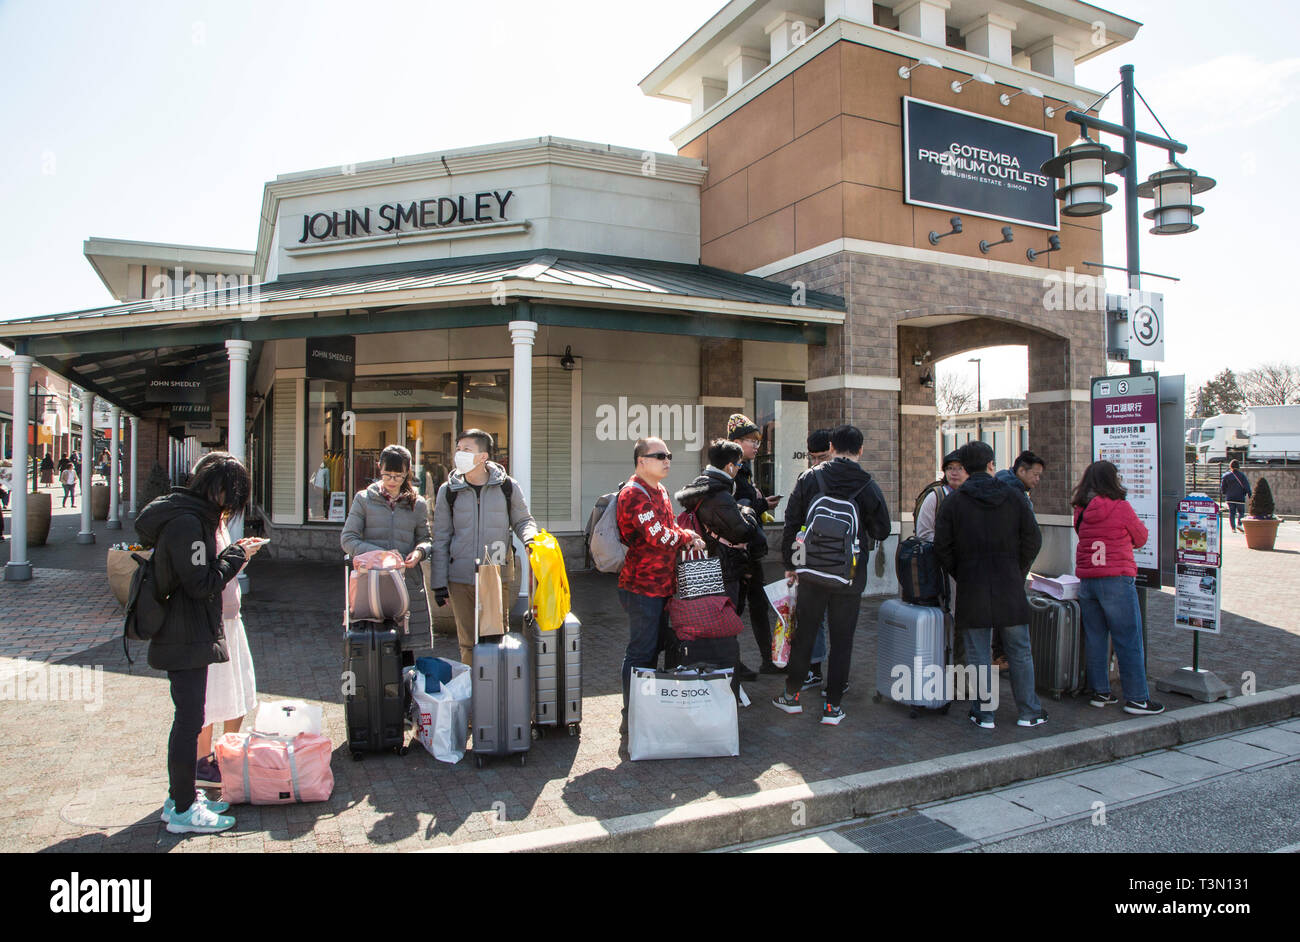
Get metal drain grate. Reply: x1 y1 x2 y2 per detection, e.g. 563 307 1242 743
839 813 971 853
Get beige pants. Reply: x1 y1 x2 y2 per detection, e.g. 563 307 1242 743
447 577 519 666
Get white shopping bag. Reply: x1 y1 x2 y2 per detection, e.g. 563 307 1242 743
253 700 323 737
409 661 472 763
628 666 739 761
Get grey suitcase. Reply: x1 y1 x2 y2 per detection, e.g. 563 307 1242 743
528 611 583 737
471 632 532 767
874 598 952 716
1027 592 1085 699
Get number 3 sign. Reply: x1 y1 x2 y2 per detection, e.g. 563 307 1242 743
1126 290 1165 362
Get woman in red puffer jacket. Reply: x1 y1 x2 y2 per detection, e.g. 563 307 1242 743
1072 460 1163 716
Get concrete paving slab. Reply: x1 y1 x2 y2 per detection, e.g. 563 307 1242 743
1276 718 1300 734
924 795 1046 839
1061 765 1170 802
1122 750 1230 784
1179 737 1284 770
1229 726 1300 757
996 778 1109 819
744 832 864 853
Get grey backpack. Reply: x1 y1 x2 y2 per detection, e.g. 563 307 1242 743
587 481 649 573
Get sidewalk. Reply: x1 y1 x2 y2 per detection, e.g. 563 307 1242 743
1 496 1298 853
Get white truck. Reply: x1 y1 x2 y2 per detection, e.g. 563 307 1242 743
1245 404 1300 463
1195 406 1300 463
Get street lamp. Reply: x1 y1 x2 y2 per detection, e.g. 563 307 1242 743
1136 160 1216 235
969 357 982 440
1040 135 1127 216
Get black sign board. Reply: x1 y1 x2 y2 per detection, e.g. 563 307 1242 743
903 97 1059 230
170 403 212 420
146 366 207 404
306 335 356 383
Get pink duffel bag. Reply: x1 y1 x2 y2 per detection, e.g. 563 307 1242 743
215 731 335 805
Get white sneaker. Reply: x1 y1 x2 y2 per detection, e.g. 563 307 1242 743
165 800 235 834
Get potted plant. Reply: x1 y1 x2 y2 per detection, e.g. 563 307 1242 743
1242 476 1280 551
27 489 52 546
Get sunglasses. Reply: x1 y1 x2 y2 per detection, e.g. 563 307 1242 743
642 452 673 461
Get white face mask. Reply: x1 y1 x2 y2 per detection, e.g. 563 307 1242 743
453 451 479 474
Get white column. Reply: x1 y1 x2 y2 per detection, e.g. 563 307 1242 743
0 421 6 463
129 416 139 516
824 0 874 26
724 46 767 95
107 405 122 529
1026 36 1076 83
77 389 95 544
961 13 1016 66
227 339 252 591
509 320 537 601
5 355 34 580
765 12 819 61
690 77 727 120
892 0 950 45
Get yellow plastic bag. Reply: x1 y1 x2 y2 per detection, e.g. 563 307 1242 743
529 530 571 632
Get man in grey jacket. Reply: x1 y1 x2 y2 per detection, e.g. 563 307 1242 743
430 429 539 664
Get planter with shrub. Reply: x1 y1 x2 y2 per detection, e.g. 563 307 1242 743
1243 477 1280 551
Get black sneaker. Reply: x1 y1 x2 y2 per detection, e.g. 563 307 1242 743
801 669 823 691
1088 690 1119 707
1017 711 1049 728
1123 699 1165 715
969 710 995 729
820 703 845 726
771 691 802 714
759 660 786 675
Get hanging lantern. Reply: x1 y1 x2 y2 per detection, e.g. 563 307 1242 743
1040 135 1128 216
1135 161 1216 235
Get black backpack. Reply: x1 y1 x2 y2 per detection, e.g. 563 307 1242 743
794 471 871 588
122 552 171 665
896 537 947 607
445 477 513 514
913 479 947 524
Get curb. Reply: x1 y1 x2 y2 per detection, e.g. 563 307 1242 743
429 684 1300 853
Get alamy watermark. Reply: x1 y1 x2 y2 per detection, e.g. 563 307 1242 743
594 396 704 452
149 267 261 320
888 660 1000 711
1 663 104 712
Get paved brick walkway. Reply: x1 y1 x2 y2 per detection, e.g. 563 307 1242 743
1 497 1296 852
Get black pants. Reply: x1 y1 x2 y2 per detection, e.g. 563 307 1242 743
167 667 208 811
61 483 75 507
675 635 742 695
784 583 862 705
741 559 773 664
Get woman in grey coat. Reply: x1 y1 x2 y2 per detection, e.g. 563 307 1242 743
341 445 434 640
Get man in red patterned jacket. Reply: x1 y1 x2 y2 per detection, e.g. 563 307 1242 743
616 436 705 731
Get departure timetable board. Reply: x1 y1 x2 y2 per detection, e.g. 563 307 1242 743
1092 374 1161 589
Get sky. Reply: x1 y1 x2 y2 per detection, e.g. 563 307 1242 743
0 0 1295 403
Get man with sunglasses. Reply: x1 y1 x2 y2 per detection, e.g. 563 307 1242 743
615 436 706 735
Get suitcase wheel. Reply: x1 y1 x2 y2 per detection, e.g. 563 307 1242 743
516 753 526 768
939 703 951 715
1051 691 1063 701
872 692 882 704
397 744 409 756
475 754 486 769
567 723 580 737
351 751 364 762
908 708 919 719
531 726 542 741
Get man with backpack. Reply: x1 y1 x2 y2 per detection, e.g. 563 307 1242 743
430 429 538 665
615 436 706 730
935 441 1046 730
1220 459 1252 532
773 425 891 725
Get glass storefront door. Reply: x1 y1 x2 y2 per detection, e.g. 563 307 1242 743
404 411 457 500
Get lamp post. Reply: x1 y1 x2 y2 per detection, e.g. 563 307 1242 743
968 357 982 440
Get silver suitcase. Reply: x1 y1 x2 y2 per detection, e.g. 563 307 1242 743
471 632 532 767
528 611 582 737
874 598 952 716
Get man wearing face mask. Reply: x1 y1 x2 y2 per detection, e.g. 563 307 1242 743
430 428 538 665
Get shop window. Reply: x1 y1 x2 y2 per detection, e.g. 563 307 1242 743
306 380 348 522
754 379 807 522
462 372 510 472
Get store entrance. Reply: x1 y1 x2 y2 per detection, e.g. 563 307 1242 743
353 410 456 500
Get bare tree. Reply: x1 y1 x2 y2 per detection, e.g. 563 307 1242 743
1240 362 1300 406
936 373 977 415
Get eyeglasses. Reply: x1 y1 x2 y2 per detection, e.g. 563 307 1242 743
380 472 406 481
641 452 672 461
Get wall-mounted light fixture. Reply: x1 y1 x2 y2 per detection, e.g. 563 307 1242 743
979 226 1014 254
928 216 962 245
560 345 576 371
898 56 942 79
951 73 994 94
911 349 932 367
918 368 935 388
1044 98 1088 119
1000 86 1043 107
1026 234 1062 262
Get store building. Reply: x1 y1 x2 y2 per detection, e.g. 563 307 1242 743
2 0 1137 584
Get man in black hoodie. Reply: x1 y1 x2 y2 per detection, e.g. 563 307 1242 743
934 440 1046 730
774 425 891 725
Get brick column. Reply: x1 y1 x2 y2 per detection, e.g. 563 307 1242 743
1026 333 1070 516
898 325 938 519
700 338 744 442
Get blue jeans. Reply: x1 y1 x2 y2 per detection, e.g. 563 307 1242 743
1078 576 1149 702
1226 501 1246 530
963 624 1042 719
619 589 668 707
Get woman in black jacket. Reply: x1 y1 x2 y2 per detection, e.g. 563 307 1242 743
134 453 262 834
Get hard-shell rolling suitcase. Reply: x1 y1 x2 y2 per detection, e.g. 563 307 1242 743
873 598 952 717
343 561 409 760
528 611 582 737
472 632 532 767
1027 591 1085 699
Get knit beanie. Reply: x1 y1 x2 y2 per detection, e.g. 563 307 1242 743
727 413 760 441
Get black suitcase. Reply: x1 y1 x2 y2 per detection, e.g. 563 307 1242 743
343 560 409 760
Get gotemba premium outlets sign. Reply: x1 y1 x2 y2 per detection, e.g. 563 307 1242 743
903 97 1058 230
306 335 356 383
297 189 515 244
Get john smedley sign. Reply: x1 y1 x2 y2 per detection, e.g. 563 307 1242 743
298 190 514 243
903 97 1058 230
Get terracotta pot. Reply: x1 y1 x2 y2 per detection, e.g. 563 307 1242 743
107 548 151 608
26 491 52 546
90 484 110 520
1242 517 1279 551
